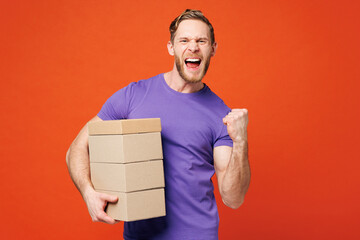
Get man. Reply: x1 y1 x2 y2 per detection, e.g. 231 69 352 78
66 9 250 240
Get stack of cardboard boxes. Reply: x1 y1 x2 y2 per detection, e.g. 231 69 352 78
88 118 166 221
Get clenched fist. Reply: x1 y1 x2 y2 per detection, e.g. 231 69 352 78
223 109 249 143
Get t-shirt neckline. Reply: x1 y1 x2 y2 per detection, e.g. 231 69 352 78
159 73 209 97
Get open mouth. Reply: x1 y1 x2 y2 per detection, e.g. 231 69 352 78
185 58 201 69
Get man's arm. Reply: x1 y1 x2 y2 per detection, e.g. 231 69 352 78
66 115 118 224
214 109 250 209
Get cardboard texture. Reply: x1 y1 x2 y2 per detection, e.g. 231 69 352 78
89 118 166 222
90 160 165 192
99 188 166 221
89 132 163 163
88 118 161 135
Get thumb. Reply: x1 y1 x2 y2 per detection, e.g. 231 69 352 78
101 193 118 203
223 117 228 125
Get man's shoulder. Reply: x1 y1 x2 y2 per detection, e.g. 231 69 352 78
203 85 230 110
118 73 163 95
132 73 163 87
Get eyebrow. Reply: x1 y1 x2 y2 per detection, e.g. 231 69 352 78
178 37 209 41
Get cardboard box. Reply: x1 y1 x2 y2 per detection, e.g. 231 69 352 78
89 132 163 163
91 160 165 192
100 188 166 221
88 118 166 222
88 118 161 135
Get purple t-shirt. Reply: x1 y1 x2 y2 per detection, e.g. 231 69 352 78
98 73 233 240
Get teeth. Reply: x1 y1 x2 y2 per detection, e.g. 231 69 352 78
186 58 201 62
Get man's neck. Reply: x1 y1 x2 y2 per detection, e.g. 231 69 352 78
164 67 204 94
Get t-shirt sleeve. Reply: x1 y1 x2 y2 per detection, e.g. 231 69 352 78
97 82 136 120
214 123 233 148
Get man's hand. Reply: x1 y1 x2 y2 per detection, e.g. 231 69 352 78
222 108 248 142
83 186 119 224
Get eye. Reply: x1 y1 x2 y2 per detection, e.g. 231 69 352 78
180 39 188 43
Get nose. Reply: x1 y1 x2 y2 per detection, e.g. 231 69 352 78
188 40 199 52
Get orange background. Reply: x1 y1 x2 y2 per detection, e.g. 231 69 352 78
1 0 359 239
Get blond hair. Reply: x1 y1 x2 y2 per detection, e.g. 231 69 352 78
169 9 215 44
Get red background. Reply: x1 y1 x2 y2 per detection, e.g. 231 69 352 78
1 0 359 239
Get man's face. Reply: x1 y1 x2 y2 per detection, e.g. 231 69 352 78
168 19 217 83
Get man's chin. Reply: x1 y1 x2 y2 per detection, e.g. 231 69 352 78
182 76 202 84
181 70 205 83
184 78 202 84
175 59 207 83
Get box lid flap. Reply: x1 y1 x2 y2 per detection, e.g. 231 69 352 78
88 118 161 135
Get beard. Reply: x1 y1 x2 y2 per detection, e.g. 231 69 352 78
175 54 211 83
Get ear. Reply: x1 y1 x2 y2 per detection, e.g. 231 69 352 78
211 41 218 57
167 41 174 56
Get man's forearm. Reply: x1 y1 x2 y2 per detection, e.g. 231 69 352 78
220 140 250 209
66 116 118 224
66 142 94 198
